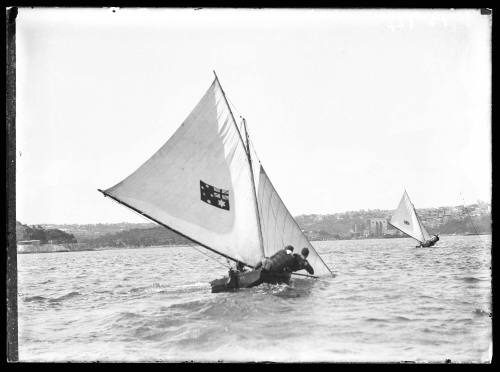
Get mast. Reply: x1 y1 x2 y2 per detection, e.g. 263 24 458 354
242 118 266 257
212 71 265 258
407 193 428 242
413 206 429 239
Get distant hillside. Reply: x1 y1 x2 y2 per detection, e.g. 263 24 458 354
295 208 491 239
40 222 156 242
24 202 490 248
435 214 491 235
16 221 77 244
85 226 191 248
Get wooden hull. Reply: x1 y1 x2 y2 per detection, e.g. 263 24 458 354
210 268 292 293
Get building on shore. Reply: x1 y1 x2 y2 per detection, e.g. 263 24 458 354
368 218 387 237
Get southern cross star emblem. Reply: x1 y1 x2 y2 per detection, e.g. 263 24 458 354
199 180 230 211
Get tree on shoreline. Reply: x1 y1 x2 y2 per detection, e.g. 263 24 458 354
16 221 77 244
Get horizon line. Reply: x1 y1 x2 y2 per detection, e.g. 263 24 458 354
17 200 491 226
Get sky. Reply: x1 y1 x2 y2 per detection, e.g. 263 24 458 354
15 8 491 224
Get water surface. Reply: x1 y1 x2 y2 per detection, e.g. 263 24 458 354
17 235 491 362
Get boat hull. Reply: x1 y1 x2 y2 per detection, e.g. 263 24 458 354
210 268 292 293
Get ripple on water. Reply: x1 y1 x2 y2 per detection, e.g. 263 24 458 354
365 317 390 323
48 291 81 303
16 236 491 362
115 311 143 322
462 277 482 283
23 295 49 303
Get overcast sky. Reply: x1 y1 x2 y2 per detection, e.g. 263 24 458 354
15 8 491 224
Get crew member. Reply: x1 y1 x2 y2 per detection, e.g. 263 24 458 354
419 234 439 247
255 245 295 272
226 266 239 289
236 261 247 272
286 247 315 275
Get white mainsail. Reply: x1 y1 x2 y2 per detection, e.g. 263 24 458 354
100 75 333 277
389 191 430 243
102 78 263 266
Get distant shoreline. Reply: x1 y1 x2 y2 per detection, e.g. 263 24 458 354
16 243 194 254
16 234 490 254
308 232 491 241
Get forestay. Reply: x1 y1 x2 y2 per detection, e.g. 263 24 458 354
389 191 430 243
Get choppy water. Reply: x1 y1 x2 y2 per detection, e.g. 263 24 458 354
17 235 491 362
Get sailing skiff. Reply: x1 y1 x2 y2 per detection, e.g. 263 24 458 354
389 191 439 248
99 73 334 292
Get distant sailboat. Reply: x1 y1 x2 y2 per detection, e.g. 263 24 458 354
98 72 334 292
389 191 439 247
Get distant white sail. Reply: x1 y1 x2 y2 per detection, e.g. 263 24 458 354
256 166 333 277
389 191 430 243
103 79 263 266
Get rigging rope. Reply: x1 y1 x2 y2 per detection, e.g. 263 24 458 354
187 242 231 270
460 193 479 234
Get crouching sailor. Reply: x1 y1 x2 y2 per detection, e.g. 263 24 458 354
255 245 295 272
255 245 315 275
419 234 439 248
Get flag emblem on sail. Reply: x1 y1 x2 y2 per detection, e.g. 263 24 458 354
200 180 230 210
